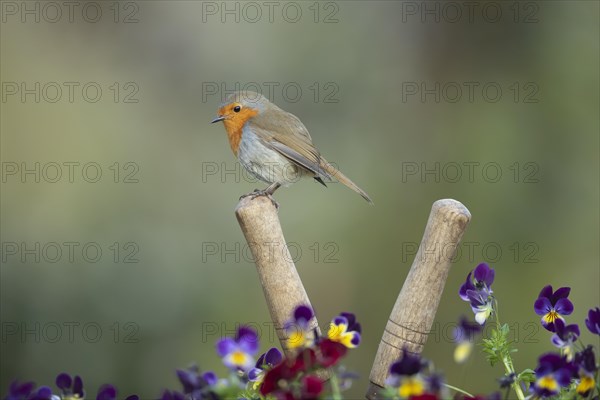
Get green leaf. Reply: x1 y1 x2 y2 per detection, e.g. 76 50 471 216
480 322 516 367
518 369 536 384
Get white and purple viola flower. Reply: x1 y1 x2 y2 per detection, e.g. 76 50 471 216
533 285 574 332
453 316 483 363
284 304 315 349
459 263 496 325
216 326 260 372
550 318 580 360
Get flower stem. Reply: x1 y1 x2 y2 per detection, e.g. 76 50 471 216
502 356 525 400
493 298 525 400
329 370 342 400
443 383 474 398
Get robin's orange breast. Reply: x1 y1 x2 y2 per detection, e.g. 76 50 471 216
221 108 259 156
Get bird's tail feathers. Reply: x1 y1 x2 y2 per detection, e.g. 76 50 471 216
318 158 373 205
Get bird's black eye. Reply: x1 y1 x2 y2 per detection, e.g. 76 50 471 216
233 105 241 112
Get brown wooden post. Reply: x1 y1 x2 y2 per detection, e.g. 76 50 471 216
366 199 471 399
235 196 320 357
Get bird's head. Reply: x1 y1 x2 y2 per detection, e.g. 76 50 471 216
211 91 271 128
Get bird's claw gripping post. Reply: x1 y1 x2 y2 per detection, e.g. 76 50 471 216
239 189 280 209
239 182 282 209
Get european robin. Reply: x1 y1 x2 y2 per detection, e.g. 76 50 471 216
211 91 373 206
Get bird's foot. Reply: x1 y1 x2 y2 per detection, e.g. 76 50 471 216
239 189 280 209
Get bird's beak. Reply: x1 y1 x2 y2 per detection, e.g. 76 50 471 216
211 115 225 124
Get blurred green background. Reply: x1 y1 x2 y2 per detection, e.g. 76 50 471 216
1 1 598 398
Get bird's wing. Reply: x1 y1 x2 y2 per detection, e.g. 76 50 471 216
248 109 333 179
252 108 313 139
248 108 374 204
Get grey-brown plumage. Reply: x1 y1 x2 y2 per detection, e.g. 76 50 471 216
213 91 373 204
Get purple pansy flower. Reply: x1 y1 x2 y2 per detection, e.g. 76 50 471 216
4 381 35 400
171 365 217 399
327 312 362 349
385 349 445 398
497 373 516 389
55 373 84 399
248 347 283 389
96 385 138 400
453 316 483 363
532 353 576 397
201 371 217 387
5 384 53 400
96 384 117 400
459 263 495 301
459 263 496 325
385 348 428 398
161 391 185 400
454 316 483 342
255 347 283 370
26 386 53 400
424 373 445 395
285 305 315 349
585 307 600 335
388 348 424 377
574 346 597 396
550 319 580 359
216 326 259 371
534 285 574 332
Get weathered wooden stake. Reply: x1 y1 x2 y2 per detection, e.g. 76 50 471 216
235 196 320 357
235 196 470 396
366 199 471 399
